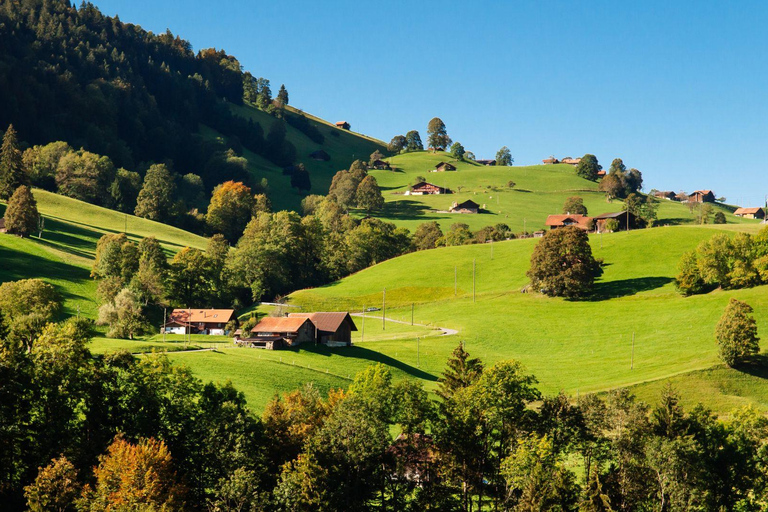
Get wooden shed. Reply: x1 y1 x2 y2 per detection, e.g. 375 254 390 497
407 182 452 195
433 162 457 172
450 200 480 214
289 312 357 346
335 121 351 130
734 207 765 219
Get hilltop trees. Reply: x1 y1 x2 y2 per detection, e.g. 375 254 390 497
405 130 424 152
599 159 643 199
496 146 513 166
135 164 176 222
527 226 602 298
450 142 466 161
575 154 601 181
5 186 39 237
388 135 407 153
206 181 257 241
716 298 760 366
277 84 289 106
427 118 451 151
0 125 28 200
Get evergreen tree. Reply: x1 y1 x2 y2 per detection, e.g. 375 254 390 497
134 164 176 222
5 186 39 238
0 125 28 200
436 342 484 399
426 117 451 151
277 84 289 105
716 298 760 366
290 164 311 192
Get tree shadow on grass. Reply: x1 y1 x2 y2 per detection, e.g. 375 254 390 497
655 218 691 226
589 276 674 301
290 343 438 381
733 355 768 380
371 200 436 221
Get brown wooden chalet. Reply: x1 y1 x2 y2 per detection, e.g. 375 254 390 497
238 316 316 350
289 312 357 346
450 200 480 214
653 191 678 201
542 156 559 164
335 121 351 130
688 190 715 203
370 159 392 170
433 162 457 172
545 214 594 231
163 309 235 335
734 207 765 220
407 182 452 195
594 211 638 232
309 149 331 161
476 159 496 166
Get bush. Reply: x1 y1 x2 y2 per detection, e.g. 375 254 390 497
714 211 726 224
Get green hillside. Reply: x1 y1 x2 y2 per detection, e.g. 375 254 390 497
219 103 385 211
362 152 752 233
0 189 206 317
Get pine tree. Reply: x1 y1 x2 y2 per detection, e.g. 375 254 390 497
5 185 39 237
0 125 29 199
436 342 484 399
277 84 289 105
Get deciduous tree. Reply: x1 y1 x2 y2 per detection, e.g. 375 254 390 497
387 135 406 153
716 298 760 366
24 456 81 512
575 154 601 181
135 163 176 222
527 226 602 298
355 175 384 212
450 142 466 161
412 221 443 250
5 185 40 237
496 146 513 166
426 117 451 151
206 181 256 241
405 130 423 151
562 196 588 216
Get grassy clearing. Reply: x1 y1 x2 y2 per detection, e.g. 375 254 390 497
361 152 756 233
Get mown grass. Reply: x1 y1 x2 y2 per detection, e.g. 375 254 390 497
362 151 756 233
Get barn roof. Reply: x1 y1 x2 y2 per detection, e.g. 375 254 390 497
734 207 764 215
594 211 635 219
545 214 593 228
289 312 357 333
454 199 479 209
692 190 713 195
170 309 235 324
251 316 312 334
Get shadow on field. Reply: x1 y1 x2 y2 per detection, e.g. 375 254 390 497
295 344 438 381
379 200 436 221
655 218 690 226
735 355 768 380
590 276 674 300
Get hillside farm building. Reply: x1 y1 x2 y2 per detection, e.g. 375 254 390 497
594 211 638 232
335 121 350 130
545 214 594 231
734 207 765 220
370 159 392 170
162 309 235 335
407 182 452 195
476 159 496 166
653 191 678 200
596 170 607 178
542 156 559 164
688 190 715 203
450 200 480 214
433 162 457 172
561 157 582 165
289 312 357 346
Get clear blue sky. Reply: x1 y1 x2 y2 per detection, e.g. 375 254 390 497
94 0 768 207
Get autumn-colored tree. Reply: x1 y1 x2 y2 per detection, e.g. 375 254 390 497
134 163 176 221
24 456 81 512
5 185 40 237
206 180 256 241
716 298 760 366
527 226 602 298
80 436 185 510
0 124 29 199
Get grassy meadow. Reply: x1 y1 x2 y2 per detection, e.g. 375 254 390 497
362 151 753 233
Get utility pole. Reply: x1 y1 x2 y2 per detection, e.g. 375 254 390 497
124 214 127 234
631 332 635 369
382 288 386 331
473 259 476 303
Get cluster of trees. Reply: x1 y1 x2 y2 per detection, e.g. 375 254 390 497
599 159 643 200
412 221 515 250
328 160 385 212
0 278 61 350
0 1 302 179
5 328 768 511
676 227 768 296
527 227 603 298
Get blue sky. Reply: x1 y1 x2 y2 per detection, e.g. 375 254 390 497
94 0 768 206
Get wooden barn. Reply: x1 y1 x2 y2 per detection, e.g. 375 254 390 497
542 156 559 164
653 191 678 201
450 200 480 214
433 162 457 172
734 207 765 220
594 211 639 232
596 170 607 178
406 182 452 195
545 214 594 231
238 316 316 349
289 312 357 346
688 190 715 203
335 121 351 130
370 159 392 170
476 159 496 166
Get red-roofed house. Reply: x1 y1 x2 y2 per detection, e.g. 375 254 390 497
545 214 594 231
243 316 316 349
335 121 351 130
163 309 236 335
542 156 559 165
561 157 582 165
406 182 452 195
734 207 765 220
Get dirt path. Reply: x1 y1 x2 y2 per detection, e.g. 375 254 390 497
350 313 459 337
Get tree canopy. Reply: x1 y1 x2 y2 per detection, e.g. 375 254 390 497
527 227 602 298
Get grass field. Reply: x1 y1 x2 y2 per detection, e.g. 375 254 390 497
361 152 753 233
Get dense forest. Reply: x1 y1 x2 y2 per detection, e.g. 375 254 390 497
0 0 296 192
2 322 767 511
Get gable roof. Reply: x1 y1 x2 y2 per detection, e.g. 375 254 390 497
412 181 442 190
335 121 350 127
435 162 456 170
453 200 479 209
169 309 235 324
692 190 713 195
545 214 593 229
251 316 313 334
289 312 357 333
594 211 635 220
734 207 764 215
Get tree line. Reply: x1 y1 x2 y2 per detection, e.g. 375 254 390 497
2 325 767 511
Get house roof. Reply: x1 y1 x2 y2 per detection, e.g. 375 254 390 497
169 309 235 324
251 316 312 334
594 211 635 219
596 170 607 176
476 159 496 165
561 157 581 164
542 157 558 163
412 181 441 190
435 162 456 170
692 190 713 195
335 121 349 126
545 214 593 228
289 312 357 333
453 200 480 209
734 207 764 215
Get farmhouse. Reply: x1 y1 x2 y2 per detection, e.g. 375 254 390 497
162 309 235 335
0 217 6 233
406 182 452 195
450 200 480 214
289 312 357 346
734 207 765 220
476 159 496 166
594 211 639 232
561 157 582 165
688 190 715 203
370 159 392 170
238 316 316 349
545 214 594 231
596 170 607 178
309 149 331 161
335 121 351 130
433 162 457 172
542 156 559 165
653 191 678 201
